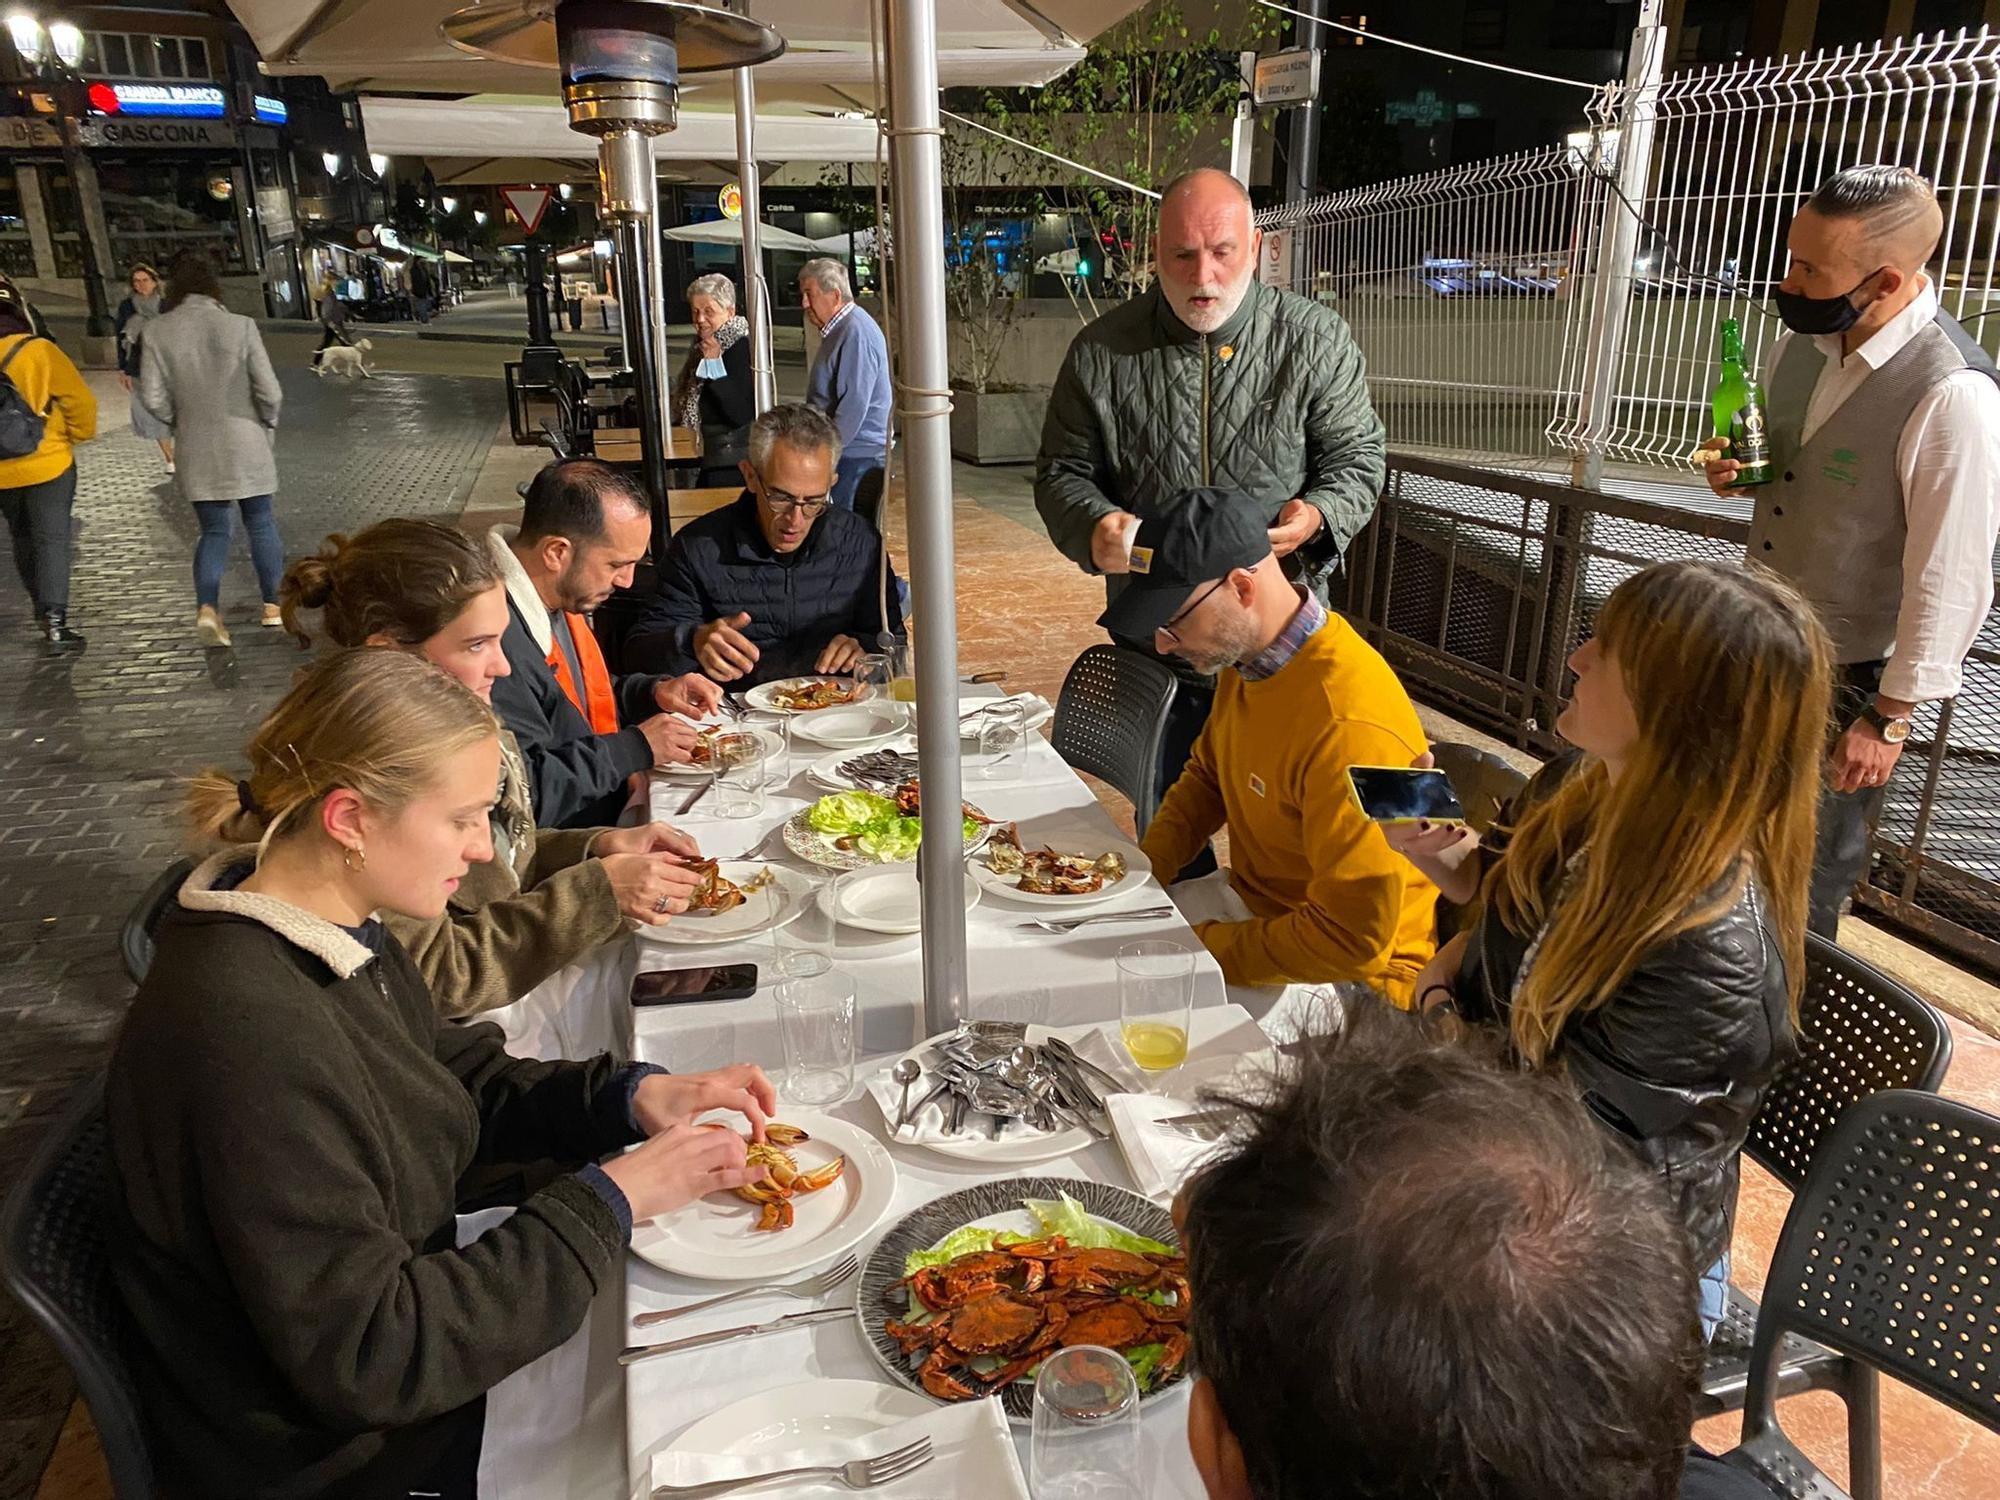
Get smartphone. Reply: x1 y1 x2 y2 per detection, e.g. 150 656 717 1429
1346 766 1468 826
630 964 760 1006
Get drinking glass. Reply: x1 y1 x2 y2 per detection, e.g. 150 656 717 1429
1117 940 1195 1073
853 651 893 704
974 697 1029 782
1030 1345 1142 1500
774 971 856 1105
889 639 918 703
712 754 766 819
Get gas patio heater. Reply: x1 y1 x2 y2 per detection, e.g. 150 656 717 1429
442 0 784 530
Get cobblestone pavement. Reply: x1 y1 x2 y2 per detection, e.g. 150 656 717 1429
0 361 500 1498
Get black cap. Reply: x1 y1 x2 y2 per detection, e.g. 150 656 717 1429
1097 487 1274 639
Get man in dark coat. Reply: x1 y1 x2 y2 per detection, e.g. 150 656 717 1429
626 403 903 685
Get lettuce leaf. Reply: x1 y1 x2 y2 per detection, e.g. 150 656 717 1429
808 791 895 837
1125 1343 1170 1393
857 816 924 862
1023 1192 1173 1256
902 1226 1035 1277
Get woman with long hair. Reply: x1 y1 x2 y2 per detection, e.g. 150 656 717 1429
113 262 173 473
105 648 774 1498
1388 560 1831 1339
280 519 706 1013
138 249 285 646
672 273 754 487
0 281 94 652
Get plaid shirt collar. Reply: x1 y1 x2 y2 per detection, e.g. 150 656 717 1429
1238 587 1325 681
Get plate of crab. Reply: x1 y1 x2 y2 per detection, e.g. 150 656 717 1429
858 1177 1189 1421
629 1114 899 1281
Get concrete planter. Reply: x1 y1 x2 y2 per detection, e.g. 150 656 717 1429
949 385 1049 466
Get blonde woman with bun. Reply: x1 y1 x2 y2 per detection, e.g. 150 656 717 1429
104 648 775 1498
279 518 707 1014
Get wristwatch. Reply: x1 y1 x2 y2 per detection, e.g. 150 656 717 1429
1859 703 1912 744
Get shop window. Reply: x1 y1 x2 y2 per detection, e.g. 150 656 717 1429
94 155 248 274
180 38 211 79
155 37 183 78
97 33 132 77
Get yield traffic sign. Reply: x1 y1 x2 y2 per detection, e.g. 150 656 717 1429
499 185 554 236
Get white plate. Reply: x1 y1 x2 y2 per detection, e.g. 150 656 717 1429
670 1379 934 1458
872 1025 1096 1165
821 865 982 934
805 737 918 793
744 677 877 715
652 727 784 781
630 1113 898 1281
971 836 1153 909
793 702 911 748
644 861 812 944
783 806 994 871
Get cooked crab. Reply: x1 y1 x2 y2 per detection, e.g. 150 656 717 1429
704 1121 845 1232
774 678 861 711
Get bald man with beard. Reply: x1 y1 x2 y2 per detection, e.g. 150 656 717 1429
1701 164 2000 933
1036 169 1386 875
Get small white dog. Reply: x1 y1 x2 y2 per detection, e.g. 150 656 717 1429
316 338 374 379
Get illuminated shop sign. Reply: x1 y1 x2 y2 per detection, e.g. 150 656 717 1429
86 82 228 118
253 94 288 125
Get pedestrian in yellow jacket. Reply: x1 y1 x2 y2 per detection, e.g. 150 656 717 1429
0 288 96 652
1112 489 1438 1020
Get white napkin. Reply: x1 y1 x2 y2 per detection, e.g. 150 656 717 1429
1107 1093 1231 1201
651 1395 1028 1497
957 693 1054 734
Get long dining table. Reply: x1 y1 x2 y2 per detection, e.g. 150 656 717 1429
604 697 1236 1495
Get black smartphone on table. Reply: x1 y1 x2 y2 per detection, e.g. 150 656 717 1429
1346 766 1469 826
630 964 760 1006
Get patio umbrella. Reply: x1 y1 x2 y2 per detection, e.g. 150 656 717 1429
661 219 822 253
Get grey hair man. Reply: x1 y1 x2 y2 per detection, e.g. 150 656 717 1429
1035 166 1387 880
799 255 892 525
626 402 904 685
1700 163 2000 934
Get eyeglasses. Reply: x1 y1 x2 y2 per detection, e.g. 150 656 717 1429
758 486 831 519
1155 570 1247 646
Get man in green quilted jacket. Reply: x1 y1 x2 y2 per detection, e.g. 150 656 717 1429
1035 167 1386 875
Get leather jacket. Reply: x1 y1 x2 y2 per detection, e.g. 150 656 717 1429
1455 759 1796 1268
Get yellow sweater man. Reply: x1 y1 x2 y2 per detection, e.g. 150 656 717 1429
0 319 97 651
1105 489 1437 1007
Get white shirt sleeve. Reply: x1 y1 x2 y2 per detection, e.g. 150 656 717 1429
1886 369 2000 702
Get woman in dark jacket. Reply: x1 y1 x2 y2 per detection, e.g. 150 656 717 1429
672 272 755 487
105 648 773 1498
1387 560 1831 1339
114 262 174 474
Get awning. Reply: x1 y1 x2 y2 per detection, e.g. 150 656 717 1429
403 242 444 261
810 226 886 256
442 249 473 264
361 96 878 165
226 0 1145 102
663 219 821 252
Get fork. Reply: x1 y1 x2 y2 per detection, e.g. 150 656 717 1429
1020 906 1175 934
649 1437 933 1497
630 1254 860 1329
718 692 749 723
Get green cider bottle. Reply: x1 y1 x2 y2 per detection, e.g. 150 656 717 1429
1711 318 1773 486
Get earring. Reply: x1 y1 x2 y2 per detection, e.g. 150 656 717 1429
342 843 367 871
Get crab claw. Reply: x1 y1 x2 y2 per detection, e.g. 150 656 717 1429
791 1156 847 1194
734 1179 791 1206
755 1199 787 1232
765 1123 811 1147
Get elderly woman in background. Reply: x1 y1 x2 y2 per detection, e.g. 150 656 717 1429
672 272 755 488
114 263 174 475
139 249 285 648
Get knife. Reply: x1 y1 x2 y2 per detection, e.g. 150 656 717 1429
1044 1036 1124 1092
617 1305 850 1365
675 778 713 815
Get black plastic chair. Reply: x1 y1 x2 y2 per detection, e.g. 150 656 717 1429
1050 645 1179 837
1720 1088 2000 1499
0 1074 155 1498
117 857 194 988
1698 935 1955 1500
1427 740 1529 834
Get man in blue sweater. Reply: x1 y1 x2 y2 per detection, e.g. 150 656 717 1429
800 257 892 527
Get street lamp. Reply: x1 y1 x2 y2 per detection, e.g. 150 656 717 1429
4 8 117 343
440 195 459 214
473 209 487 225
559 182 574 200
322 151 343 176
369 152 390 176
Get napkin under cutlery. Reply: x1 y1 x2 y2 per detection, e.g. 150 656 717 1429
651 1395 1028 1497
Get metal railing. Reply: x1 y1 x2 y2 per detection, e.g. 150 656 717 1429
1345 456 2000 976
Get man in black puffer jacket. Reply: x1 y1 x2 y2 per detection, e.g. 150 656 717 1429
627 403 903 685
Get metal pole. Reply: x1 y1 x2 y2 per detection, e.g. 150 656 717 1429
732 61 776 410
525 240 556 344
1569 0 1667 490
1227 50 1257 188
1287 0 1328 204
883 0 969 1034
599 126 672 543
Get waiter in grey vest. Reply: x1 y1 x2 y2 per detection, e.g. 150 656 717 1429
1701 164 2000 935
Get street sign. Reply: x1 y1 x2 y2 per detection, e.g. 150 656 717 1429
1254 48 1321 108
719 182 743 220
499 185 554 236
1259 228 1293 289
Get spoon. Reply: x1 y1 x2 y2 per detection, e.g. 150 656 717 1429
891 1057 921 1129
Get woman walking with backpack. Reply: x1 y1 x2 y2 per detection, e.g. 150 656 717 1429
0 281 95 652
139 250 285 646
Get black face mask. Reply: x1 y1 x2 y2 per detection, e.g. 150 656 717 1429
1772 267 1885 335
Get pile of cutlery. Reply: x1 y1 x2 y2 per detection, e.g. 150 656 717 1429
835 749 921 789
898 1023 1121 1141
